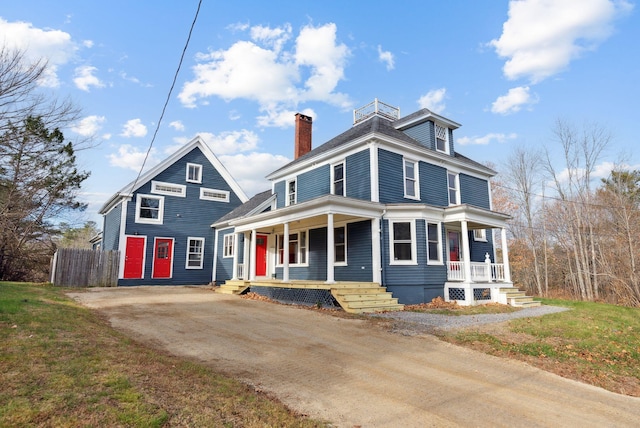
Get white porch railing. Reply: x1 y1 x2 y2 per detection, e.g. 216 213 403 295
446 261 506 282
236 263 244 280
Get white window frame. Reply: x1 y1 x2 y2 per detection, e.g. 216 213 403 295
151 180 186 197
389 220 417 265
200 187 230 202
473 229 487 242
334 224 347 265
223 234 235 258
435 124 450 154
426 222 443 265
448 172 460 205
276 230 308 266
403 158 420 200
286 179 297 206
186 163 203 183
185 237 205 269
332 161 345 196
135 194 164 224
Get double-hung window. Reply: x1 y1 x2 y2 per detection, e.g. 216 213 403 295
186 237 204 269
403 159 419 199
389 220 416 264
332 162 345 196
473 229 487 242
276 230 308 265
448 172 459 205
334 225 346 264
223 234 235 258
286 179 297 206
427 222 442 264
435 124 449 154
186 163 202 183
135 194 164 224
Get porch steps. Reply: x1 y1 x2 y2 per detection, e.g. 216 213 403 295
499 287 541 308
331 284 404 314
216 280 250 295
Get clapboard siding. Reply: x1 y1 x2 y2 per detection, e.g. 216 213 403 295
335 220 373 282
274 180 285 208
276 227 327 281
402 121 434 149
298 164 330 203
345 149 371 200
102 202 121 251
420 162 449 206
470 230 494 262
215 229 235 283
460 173 491 209
378 148 406 204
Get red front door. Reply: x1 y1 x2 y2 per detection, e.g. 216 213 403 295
152 238 173 279
124 236 145 279
255 234 268 276
448 231 461 262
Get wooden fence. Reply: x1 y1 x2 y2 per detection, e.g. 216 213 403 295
51 248 120 287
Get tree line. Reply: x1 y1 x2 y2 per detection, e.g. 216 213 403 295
495 120 640 307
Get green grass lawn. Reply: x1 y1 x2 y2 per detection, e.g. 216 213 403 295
441 298 640 396
0 282 327 427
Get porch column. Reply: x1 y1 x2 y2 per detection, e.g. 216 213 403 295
461 220 472 282
231 232 240 280
371 217 382 284
282 222 290 282
326 213 335 284
501 228 512 282
249 229 257 281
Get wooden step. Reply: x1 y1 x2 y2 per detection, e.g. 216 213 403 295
499 287 541 308
330 284 403 314
337 293 393 302
333 287 388 295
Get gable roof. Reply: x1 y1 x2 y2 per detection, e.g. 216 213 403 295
212 189 275 227
99 136 248 214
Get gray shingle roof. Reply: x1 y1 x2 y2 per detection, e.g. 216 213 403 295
213 189 273 225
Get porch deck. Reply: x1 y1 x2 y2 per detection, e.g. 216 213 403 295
217 279 404 314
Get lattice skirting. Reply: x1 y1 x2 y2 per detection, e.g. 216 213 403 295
447 285 497 303
251 286 340 308
448 287 466 301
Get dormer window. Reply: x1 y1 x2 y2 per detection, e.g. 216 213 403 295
435 124 449 154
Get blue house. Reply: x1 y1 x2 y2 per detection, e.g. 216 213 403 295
212 100 530 311
99 136 248 286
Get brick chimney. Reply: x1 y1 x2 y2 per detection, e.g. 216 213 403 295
294 113 312 159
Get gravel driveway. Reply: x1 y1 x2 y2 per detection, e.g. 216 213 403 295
69 286 640 428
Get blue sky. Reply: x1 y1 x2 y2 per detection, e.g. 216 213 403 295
1 0 638 226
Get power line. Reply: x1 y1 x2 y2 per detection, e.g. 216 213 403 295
128 0 203 195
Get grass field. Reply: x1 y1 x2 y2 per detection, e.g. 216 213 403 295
438 298 640 396
0 282 326 427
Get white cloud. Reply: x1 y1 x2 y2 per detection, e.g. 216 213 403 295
457 132 518 146
220 152 291 197
108 144 158 172
120 119 148 138
377 45 394 71
71 115 106 136
417 88 447 113
0 18 77 87
199 130 260 155
490 0 633 83
82 40 94 48
169 120 185 131
257 108 315 129
491 86 537 115
179 22 351 127
73 65 104 91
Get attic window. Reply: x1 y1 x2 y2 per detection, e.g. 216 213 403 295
151 181 186 197
435 124 449 154
186 163 202 183
200 188 230 202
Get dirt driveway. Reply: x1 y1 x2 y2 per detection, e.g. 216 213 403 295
69 286 640 428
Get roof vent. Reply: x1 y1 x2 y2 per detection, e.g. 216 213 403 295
353 98 400 124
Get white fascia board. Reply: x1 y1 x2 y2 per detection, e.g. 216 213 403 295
394 110 461 131
443 204 511 228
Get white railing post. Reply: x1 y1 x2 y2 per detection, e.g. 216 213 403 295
283 222 290 282
485 252 492 282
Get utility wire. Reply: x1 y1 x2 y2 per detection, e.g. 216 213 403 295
128 0 202 195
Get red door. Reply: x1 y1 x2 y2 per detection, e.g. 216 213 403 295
255 234 268 276
124 236 145 279
448 231 460 262
152 238 173 279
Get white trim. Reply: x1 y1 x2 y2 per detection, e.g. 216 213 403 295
331 161 346 196
286 178 297 206
403 157 420 200
186 236 205 269
117 199 129 279
276 229 309 267
369 142 380 203
333 223 347 266
435 124 450 154
447 172 460 206
473 229 487 242
151 180 186 197
371 217 382 283
389 219 417 265
152 237 175 279
186 162 203 183
426 222 443 265
122 234 147 279
135 194 164 224
212 228 220 283
200 187 230 202
223 234 235 258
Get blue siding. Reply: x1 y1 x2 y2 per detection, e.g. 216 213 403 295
276 228 327 280
119 147 241 286
402 121 434 149
102 202 122 251
448 128 455 155
215 229 235 283
460 173 491 209
335 220 373 282
470 230 494 262
274 181 285 208
297 164 330 203
378 148 420 204
420 162 449 207
345 150 371 200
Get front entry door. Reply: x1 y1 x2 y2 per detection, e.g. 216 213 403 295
448 231 461 262
124 236 145 279
255 234 268 276
152 238 173 279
